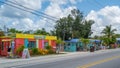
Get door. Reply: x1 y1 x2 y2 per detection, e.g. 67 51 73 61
1 41 10 56
24 39 29 48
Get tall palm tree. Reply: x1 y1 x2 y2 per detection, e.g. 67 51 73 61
102 25 116 38
101 25 117 48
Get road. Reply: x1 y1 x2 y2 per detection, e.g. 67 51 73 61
8 49 120 68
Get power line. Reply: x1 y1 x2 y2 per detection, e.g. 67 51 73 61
0 1 57 21
7 0 59 20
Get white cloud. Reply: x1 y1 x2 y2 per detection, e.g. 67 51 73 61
0 0 76 32
86 6 120 37
44 0 76 32
45 1 76 18
1 0 43 19
0 0 45 30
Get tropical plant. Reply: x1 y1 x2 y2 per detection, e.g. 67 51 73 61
101 25 116 38
16 45 24 55
34 28 50 35
39 49 48 55
45 45 52 50
101 25 117 48
80 38 90 51
31 48 39 55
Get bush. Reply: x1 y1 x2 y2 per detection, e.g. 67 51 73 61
48 49 55 54
45 45 52 50
16 45 24 55
39 49 48 55
31 48 39 55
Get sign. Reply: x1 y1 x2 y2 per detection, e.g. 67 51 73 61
34 36 45 39
2 39 12 41
22 48 30 59
16 34 34 39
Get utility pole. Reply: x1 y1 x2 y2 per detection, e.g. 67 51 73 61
4 25 9 36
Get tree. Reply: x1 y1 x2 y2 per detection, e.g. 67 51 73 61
34 28 50 35
0 31 4 36
101 25 117 48
82 20 94 38
9 28 22 33
54 9 94 40
102 25 116 38
80 38 90 51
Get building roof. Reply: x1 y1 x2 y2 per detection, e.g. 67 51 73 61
65 39 79 43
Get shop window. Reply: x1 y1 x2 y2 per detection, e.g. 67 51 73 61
44 42 48 49
1 42 4 50
28 41 36 48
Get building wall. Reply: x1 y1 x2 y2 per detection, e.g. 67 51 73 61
14 38 24 52
38 39 43 49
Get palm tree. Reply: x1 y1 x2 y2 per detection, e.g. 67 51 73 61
101 25 117 48
101 25 116 38
80 38 90 51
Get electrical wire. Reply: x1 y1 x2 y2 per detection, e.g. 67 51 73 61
7 0 59 20
0 1 57 21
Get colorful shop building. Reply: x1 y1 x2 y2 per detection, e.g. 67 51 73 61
0 34 57 56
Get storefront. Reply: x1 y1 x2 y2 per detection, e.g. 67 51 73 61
0 34 57 56
0 37 12 56
64 39 83 52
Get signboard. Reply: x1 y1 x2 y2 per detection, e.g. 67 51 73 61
16 34 34 39
45 36 57 40
22 48 30 59
34 36 45 39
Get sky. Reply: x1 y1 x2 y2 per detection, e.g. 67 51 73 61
0 0 120 37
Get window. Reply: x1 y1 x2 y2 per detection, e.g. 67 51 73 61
1 42 4 50
28 41 36 48
44 42 48 49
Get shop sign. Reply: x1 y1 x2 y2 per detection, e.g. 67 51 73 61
34 36 45 39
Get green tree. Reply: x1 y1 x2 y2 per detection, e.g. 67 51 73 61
82 20 94 38
9 28 22 33
34 28 50 35
102 25 116 38
0 31 4 36
80 38 90 51
54 9 94 40
101 25 117 48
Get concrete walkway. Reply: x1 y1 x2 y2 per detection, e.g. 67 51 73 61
0 48 120 68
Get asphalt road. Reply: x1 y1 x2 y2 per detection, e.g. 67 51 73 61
9 49 120 68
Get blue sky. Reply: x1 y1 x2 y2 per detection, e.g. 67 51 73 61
0 0 120 36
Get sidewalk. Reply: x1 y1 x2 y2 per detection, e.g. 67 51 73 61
0 48 120 68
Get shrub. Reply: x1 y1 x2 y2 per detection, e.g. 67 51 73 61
31 48 39 55
45 45 52 50
39 49 48 55
48 49 55 54
16 45 24 55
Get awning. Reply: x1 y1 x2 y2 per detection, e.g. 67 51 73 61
2 39 12 42
28 39 36 41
